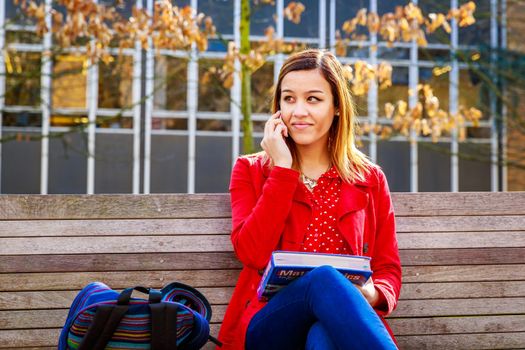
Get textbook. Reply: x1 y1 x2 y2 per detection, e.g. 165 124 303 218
257 251 372 301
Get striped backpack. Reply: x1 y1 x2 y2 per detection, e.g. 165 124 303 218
58 281 222 350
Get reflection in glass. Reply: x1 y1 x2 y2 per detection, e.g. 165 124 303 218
98 56 133 109
52 55 87 109
2 112 42 127
154 56 188 111
251 0 275 36
198 59 231 112
199 0 234 35
419 67 449 112
378 67 408 116
197 119 231 131
284 0 318 38
251 63 274 114
419 0 451 45
5 51 41 106
459 0 490 46
459 69 488 120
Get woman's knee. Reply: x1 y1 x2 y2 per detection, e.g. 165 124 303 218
306 322 337 350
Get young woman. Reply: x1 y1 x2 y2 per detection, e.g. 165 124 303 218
217 49 402 350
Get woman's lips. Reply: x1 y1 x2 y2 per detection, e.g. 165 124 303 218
292 124 311 130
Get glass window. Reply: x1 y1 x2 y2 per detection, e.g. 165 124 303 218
52 55 87 109
150 135 188 193
1 132 41 194
284 0 318 38
353 94 368 117
251 0 275 36
2 112 42 127
335 0 369 39
154 56 188 111
199 0 234 35
6 30 41 44
197 118 231 131
251 62 274 114
5 51 41 106
419 0 452 45
5 0 35 25
377 140 410 192
98 55 133 110
459 69 489 121
198 59 231 112
458 143 491 191
195 136 231 192
418 142 451 191
95 134 133 193
377 47 409 60
419 67 449 112
458 0 490 46
48 132 88 194
378 66 408 117
151 117 187 130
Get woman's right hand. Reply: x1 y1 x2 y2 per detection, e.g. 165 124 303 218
260 111 292 169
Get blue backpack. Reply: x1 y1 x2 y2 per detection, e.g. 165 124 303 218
59 281 222 349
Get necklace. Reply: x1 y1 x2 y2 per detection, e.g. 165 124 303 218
301 164 331 192
301 173 318 191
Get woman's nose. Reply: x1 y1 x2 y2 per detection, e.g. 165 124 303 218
292 101 308 117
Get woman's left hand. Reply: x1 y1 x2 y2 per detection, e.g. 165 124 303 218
354 278 380 307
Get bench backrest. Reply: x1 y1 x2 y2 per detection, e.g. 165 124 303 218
1 192 524 349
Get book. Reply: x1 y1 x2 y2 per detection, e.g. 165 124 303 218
257 251 372 301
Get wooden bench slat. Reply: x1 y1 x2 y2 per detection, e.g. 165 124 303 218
397 215 525 232
391 297 525 317
0 288 235 310
2 248 524 274
403 265 525 282
0 271 241 292
0 218 231 237
400 248 525 265
0 253 242 273
400 281 525 299
397 231 525 249
2 193 525 220
396 332 525 350
4 280 524 311
392 192 525 216
389 315 525 335
0 235 233 255
0 194 232 220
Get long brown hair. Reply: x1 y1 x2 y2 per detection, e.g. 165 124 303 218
266 49 372 183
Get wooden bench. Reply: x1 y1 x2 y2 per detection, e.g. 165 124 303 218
1 192 524 349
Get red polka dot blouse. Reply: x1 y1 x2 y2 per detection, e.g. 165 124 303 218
301 166 351 254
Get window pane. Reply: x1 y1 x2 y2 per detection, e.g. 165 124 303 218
152 117 187 130
195 136 231 192
377 47 409 60
419 0 451 45
198 59 230 112
1 132 41 194
98 56 133 109
199 0 233 35
459 69 489 121
251 0 275 36
335 0 369 40
150 135 188 193
5 0 35 25
48 132 88 194
251 62 274 114
418 142 451 191
458 143 491 191
284 0 318 38
353 94 368 117
377 140 410 192
52 55 87 109
419 67 449 112
379 66 408 116
197 118 231 131
95 134 133 193
6 30 41 44
458 0 490 46
2 112 42 127
154 56 188 111
5 51 41 106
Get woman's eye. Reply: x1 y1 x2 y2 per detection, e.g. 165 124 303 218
283 96 294 102
308 96 321 102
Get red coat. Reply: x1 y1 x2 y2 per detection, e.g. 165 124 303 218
217 154 402 350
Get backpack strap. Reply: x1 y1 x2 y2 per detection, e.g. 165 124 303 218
77 304 129 350
150 302 179 350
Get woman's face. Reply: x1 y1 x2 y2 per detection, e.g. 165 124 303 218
279 69 336 148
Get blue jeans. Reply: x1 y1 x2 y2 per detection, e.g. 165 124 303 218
245 265 398 350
